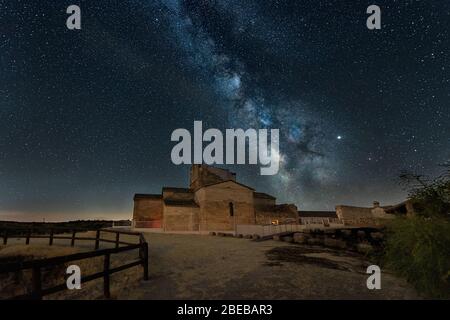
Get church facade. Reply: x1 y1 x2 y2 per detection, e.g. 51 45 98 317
132 165 298 232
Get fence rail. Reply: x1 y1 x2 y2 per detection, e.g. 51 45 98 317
0 228 149 300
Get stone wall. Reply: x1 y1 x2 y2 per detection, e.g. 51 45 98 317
133 195 163 222
163 204 199 231
195 181 255 231
190 165 236 190
336 205 395 226
336 205 373 221
162 188 194 201
253 195 276 211
255 204 299 225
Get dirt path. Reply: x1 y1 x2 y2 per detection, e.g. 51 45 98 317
119 233 419 300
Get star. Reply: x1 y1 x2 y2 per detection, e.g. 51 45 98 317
0 0 448 220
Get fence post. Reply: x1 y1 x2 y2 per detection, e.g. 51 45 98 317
95 230 100 250
71 230 76 247
142 242 149 281
115 232 120 249
138 235 143 260
26 229 31 245
48 229 54 246
103 254 111 299
3 231 7 245
32 266 42 300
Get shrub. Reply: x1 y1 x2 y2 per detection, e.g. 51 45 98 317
384 215 450 298
383 165 450 298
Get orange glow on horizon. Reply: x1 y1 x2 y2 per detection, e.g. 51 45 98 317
0 210 131 223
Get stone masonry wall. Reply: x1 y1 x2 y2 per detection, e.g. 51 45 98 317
195 181 255 231
133 198 163 221
163 205 199 231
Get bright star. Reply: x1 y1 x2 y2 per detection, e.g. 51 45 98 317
337 135 342 140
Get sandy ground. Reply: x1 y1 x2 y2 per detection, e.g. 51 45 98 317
1 232 420 299
119 233 419 300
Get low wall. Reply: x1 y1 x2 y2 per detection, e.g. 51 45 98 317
133 228 235 235
300 218 344 227
236 224 306 237
236 222 350 237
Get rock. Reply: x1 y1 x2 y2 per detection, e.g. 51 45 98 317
244 234 252 239
217 232 226 237
282 236 293 243
293 232 306 241
273 235 281 241
293 233 308 244
357 230 366 239
324 238 347 249
370 232 384 240
356 243 373 254
340 229 352 237
252 234 260 240
209 232 216 236
307 237 323 246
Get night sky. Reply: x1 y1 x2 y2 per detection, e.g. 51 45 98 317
1 1 449 221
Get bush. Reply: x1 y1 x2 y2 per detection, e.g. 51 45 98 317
384 215 450 298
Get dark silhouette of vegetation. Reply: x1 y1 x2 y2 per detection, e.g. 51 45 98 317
399 164 450 219
384 164 450 298
0 220 131 235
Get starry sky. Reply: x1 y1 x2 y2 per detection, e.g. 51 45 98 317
0 0 449 221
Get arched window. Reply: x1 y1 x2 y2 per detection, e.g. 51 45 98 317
229 202 234 217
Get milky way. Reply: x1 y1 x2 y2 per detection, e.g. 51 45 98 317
155 0 349 206
0 1 449 220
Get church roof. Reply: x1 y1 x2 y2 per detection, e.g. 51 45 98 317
163 199 199 207
254 192 276 200
162 187 192 193
196 179 255 191
134 193 162 200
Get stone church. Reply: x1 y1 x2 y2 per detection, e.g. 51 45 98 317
132 165 299 232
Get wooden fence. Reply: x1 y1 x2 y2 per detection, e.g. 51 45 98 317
0 228 148 300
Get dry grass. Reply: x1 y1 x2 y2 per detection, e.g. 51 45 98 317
0 244 81 261
0 231 143 300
